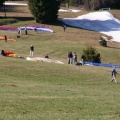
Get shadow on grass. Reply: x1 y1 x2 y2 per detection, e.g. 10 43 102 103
0 16 34 21
46 20 63 27
49 19 85 30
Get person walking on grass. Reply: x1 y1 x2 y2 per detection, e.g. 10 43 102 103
30 45 34 57
63 24 67 32
110 67 118 83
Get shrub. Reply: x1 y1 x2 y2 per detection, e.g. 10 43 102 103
83 46 101 63
99 36 107 47
0 18 18 25
99 39 107 47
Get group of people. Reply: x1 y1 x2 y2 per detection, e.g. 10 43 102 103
18 27 28 35
18 27 38 36
67 51 86 65
1 44 119 83
3 27 28 42
2 24 119 83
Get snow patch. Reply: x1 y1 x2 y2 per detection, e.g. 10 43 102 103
61 11 120 42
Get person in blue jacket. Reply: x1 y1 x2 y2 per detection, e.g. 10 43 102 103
63 24 67 32
110 67 118 83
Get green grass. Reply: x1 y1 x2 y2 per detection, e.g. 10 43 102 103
0 18 18 25
0 4 120 120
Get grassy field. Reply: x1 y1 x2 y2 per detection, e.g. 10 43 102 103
0 2 120 120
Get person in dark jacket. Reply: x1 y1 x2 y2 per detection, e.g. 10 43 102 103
30 45 34 57
81 54 86 65
69 51 73 64
63 24 67 32
1 50 6 56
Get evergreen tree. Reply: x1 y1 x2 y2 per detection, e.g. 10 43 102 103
0 0 5 7
83 46 101 63
28 0 60 23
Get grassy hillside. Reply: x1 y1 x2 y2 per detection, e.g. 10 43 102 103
0 3 120 120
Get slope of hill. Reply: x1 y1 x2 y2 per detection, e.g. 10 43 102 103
62 11 120 42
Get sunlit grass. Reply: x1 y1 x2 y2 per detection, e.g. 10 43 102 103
0 3 120 120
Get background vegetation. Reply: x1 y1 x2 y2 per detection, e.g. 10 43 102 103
61 0 120 10
0 0 5 8
28 0 60 23
5 0 120 10
0 1 120 120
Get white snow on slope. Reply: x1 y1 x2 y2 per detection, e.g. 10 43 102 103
4 3 27 6
59 9 81 13
62 11 120 42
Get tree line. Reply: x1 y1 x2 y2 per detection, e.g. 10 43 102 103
62 0 120 10
3 0 120 10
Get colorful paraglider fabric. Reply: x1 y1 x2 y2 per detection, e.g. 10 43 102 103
0 36 16 42
28 25 52 28
4 51 15 56
20 27 53 33
0 25 53 33
0 26 18 31
9 54 17 57
2 50 18 57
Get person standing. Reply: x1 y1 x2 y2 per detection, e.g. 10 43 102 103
34 27 37 33
69 51 73 64
81 54 86 65
30 45 34 57
4 35 7 42
110 68 118 83
25 27 28 35
18 27 21 35
73 52 77 64
67 52 70 64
